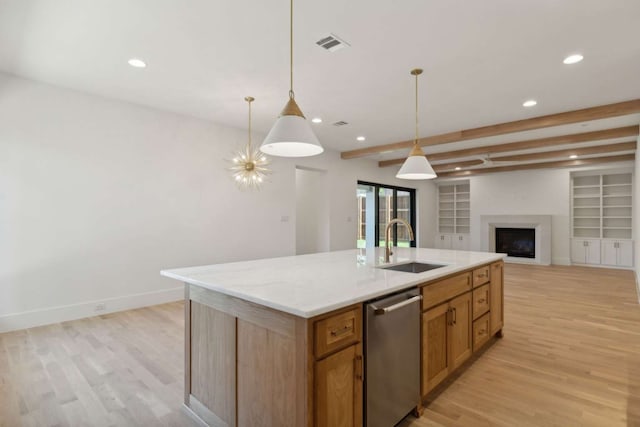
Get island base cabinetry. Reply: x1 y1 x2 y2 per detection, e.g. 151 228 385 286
185 285 363 427
315 343 363 427
183 259 504 426
421 261 504 399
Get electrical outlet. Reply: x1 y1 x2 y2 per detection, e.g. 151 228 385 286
95 303 106 312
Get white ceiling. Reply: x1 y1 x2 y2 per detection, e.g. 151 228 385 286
1 0 639 155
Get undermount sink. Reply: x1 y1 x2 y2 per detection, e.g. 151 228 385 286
379 262 446 273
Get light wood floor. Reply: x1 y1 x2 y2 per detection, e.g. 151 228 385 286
402 264 640 427
1 264 639 426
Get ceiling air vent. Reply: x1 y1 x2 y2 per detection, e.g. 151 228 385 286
316 33 350 52
333 121 349 127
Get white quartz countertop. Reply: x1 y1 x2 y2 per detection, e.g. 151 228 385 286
161 247 505 318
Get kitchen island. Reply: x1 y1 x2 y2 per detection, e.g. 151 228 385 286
162 247 505 427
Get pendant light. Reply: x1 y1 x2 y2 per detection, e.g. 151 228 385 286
230 97 271 190
260 0 323 157
396 69 437 180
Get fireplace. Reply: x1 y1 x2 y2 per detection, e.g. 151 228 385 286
481 215 552 265
495 228 535 258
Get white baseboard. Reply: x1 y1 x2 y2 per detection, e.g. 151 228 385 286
552 257 571 266
0 287 183 333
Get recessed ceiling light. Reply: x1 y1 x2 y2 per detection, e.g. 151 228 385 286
569 154 578 159
128 58 147 68
523 100 537 107
311 117 322 124
563 54 584 65
356 136 366 141
455 167 461 170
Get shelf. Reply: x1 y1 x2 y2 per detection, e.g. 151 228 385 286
438 180 471 236
571 171 633 242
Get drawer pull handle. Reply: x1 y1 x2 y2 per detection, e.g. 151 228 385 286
478 329 486 335
477 298 486 304
452 307 457 325
330 325 353 337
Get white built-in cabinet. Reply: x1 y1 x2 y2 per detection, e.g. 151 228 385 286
601 240 633 267
435 233 470 250
434 181 470 250
570 170 634 268
570 239 601 265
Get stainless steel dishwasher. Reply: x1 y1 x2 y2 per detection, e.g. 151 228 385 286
365 288 422 427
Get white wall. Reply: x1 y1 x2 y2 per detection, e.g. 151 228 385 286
295 167 329 255
467 169 571 265
0 73 437 331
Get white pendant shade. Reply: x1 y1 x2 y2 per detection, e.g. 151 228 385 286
396 153 437 180
260 115 324 157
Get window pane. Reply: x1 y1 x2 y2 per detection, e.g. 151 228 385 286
396 190 412 247
378 187 394 247
357 184 375 248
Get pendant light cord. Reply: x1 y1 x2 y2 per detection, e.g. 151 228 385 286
415 72 419 146
289 0 294 99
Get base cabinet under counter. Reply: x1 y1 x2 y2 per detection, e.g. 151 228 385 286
182 259 504 426
420 261 504 398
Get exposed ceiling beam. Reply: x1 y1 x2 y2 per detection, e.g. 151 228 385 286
488 140 637 163
432 140 637 172
433 159 484 171
379 125 639 167
436 154 635 177
342 99 640 159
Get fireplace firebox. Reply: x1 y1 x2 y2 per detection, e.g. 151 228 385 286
495 228 535 258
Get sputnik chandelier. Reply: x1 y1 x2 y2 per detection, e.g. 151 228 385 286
229 96 271 190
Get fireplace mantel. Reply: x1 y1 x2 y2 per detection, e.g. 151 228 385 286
480 215 552 265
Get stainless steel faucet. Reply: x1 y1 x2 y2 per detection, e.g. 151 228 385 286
384 218 415 263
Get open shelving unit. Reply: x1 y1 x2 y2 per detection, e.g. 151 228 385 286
438 181 470 234
570 169 634 269
571 172 632 239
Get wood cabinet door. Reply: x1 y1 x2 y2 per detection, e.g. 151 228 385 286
448 292 472 370
315 343 362 427
422 302 450 395
490 262 504 335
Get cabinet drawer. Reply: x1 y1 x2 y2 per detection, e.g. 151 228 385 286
472 266 490 288
472 312 491 351
472 284 490 320
315 307 361 358
421 273 471 310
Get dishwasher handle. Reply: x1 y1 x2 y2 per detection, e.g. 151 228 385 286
373 295 422 315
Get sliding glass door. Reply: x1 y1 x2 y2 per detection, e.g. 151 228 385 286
357 181 416 249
